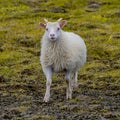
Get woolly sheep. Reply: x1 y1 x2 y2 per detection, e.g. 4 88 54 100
40 18 87 102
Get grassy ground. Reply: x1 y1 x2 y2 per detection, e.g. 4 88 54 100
0 0 120 119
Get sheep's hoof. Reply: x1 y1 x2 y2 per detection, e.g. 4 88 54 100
43 98 49 102
73 83 78 88
66 93 72 100
43 96 50 102
71 80 78 89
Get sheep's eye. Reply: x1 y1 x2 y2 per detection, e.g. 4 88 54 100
57 27 60 31
46 28 48 31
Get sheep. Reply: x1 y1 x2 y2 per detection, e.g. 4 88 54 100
40 18 87 102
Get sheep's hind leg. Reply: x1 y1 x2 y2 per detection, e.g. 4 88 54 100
43 66 52 102
65 71 73 100
73 71 78 88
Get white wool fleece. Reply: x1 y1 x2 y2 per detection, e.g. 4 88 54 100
40 30 87 72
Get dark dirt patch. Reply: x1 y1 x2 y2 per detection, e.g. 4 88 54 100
19 0 48 7
85 1 100 12
48 6 67 13
0 74 120 120
111 33 120 39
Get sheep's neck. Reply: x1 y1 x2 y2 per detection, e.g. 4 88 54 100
47 38 66 54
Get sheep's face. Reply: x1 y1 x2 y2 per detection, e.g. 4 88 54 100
40 18 67 42
45 22 61 41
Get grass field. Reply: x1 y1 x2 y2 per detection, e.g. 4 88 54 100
0 0 120 119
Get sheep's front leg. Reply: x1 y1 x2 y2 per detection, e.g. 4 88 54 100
43 66 52 102
65 71 73 99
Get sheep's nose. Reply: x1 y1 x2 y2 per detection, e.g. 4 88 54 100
50 33 55 37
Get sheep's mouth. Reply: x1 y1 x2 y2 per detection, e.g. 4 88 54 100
50 37 56 41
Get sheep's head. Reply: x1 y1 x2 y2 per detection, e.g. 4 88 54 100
40 18 67 41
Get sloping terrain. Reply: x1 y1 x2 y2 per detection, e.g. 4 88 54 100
0 0 120 119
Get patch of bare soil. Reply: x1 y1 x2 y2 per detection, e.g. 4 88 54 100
0 70 120 120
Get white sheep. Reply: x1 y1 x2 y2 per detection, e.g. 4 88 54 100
40 18 87 102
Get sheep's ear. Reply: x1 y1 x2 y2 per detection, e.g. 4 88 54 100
58 18 67 28
59 20 67 28
39 23 46 29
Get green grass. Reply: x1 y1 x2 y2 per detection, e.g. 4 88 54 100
0 0 120 119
